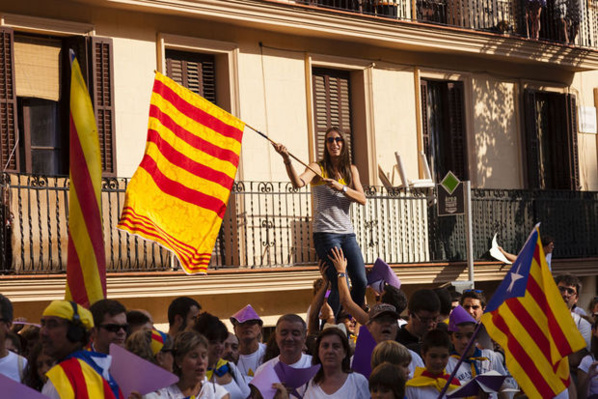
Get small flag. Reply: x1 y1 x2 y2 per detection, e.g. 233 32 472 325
481 225 585 399
117 72 245 274
65 52 106 307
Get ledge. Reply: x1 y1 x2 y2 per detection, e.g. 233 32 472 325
4 258 595 302
92 0 598 70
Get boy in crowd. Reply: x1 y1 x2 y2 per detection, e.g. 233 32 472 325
405 329 460 399
445 306 516 398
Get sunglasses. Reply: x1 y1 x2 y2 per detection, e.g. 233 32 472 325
100 323 129 333
326 137 343 144
558 286 576 296
463 289 483 294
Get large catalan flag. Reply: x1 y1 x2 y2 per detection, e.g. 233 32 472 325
481 226 585 398
117 72 245 274
65 53 106 307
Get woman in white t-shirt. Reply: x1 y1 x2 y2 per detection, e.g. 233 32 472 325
578 320 598 399
304 327 369 399
163 331 229 399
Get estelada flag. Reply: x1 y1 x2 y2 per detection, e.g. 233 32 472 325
481 225 585 398
66 52 106 307
117 72 245 274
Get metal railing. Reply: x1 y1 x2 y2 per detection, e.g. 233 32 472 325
1 173 597 274
291 0 598 48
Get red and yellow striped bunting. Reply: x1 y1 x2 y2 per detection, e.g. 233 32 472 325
117 72 245 274
481 226 585 399
65 54 106 308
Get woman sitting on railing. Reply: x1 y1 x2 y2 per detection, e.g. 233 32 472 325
273 126 367 318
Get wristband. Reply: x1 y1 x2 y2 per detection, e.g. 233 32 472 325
337 272 346 278
342 185 348 193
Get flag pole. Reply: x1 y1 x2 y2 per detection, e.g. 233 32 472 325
437 322 483 399
245 124 322 177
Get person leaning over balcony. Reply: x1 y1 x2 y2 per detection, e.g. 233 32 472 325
273 126 367 317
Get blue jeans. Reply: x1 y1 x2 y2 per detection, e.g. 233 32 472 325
313 232 367 317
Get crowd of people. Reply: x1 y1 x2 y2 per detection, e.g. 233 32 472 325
0 127 592 398
0 268 595 398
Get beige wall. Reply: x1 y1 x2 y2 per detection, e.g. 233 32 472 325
471 76 522 188
2 0 597 187
572 70 598 190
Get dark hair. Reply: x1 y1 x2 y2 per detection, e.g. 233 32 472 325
312 327 352 383
263 332 280 363
369 362 406 399
193 312 228 343
450 290 462 303
89 299 126 327
127 310 151 330
6 331 22 354
543 235 554 246
24 343 54 391
460 290 487 308
321 127 353 187
168 296 201 327
172 330 208 377
555 274 581 296
276 314 307 336
408 289 440 314
434 288 452 316
0 294 14 323
382 285 408 314
421 329 451 354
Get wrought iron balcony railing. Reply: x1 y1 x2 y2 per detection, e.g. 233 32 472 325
289 0 598 48
1 173 597 274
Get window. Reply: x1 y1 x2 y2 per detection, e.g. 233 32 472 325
165 50 217 104
522 89 579 190
312 67 353 161
420 79 468 182
0 28 116 176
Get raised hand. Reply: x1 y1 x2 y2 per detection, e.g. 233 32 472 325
328 247 347 273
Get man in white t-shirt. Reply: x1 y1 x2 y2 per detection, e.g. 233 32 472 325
0 294 27 382
231 304 267 378
253 314 313 384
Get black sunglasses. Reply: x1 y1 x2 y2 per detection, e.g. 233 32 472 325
326 137 343 144
100 323 129 333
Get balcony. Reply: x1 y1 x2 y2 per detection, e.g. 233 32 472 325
1 173 597 274
286 0 598 48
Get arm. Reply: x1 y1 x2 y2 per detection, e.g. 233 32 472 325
272 143 317 189
323 165 367 206
307 260 330 335
328 247 369 326
578 359 598 399
497 246 517 263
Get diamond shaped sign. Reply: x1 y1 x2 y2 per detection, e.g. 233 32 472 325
440 171 460 195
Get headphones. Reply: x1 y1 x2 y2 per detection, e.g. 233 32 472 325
66 301 85 343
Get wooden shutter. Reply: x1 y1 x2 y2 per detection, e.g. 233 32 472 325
567 94 580 190
420 79 430 163
312 67 353 161
446 81 468 180
63 36 116 176
0 28 18 172
165 50 217 104
89 37 116 176
522 89 540 189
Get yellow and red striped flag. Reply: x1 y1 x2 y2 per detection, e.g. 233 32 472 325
481 226 585 398
65 53 106 307
117 72 245 274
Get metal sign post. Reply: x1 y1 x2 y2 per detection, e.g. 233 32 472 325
438 172 474 288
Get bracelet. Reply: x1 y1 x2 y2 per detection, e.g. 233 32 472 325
337 272 346 278
342 185 348 193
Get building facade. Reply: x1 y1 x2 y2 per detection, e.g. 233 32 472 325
0 0 597 326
